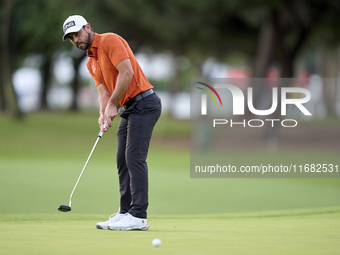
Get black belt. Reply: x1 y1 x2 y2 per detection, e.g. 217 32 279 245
123 89 154 109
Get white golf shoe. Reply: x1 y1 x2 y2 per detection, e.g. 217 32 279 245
108 213 149 231
96 209 125 229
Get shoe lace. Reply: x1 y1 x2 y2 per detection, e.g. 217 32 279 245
109 207 122 219
121 213 130 218
109 212 119 219
109 212 130 220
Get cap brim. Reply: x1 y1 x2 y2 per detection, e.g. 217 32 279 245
62 26 83 41
62 34 69 41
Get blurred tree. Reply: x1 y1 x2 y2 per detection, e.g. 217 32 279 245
320 49 339 116
2 0 340 116
311 0 340 116
13 0 71 110
0 0 22 118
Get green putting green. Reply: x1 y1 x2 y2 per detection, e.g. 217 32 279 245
1 209 339 255
0 113 339 254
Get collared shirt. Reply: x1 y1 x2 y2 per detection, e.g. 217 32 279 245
86 33 153 106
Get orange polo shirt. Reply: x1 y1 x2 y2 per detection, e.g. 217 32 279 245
86 33 153 106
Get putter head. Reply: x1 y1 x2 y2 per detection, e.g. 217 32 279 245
58 205 71 212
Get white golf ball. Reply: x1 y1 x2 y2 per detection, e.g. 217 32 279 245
152 238 161 247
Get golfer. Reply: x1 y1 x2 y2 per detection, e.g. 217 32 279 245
62 15 161 230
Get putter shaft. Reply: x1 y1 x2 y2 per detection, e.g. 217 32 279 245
68 123 107 208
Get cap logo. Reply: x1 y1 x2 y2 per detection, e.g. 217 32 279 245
63 21 76 33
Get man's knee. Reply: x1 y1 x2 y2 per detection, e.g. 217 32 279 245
116 149 126 168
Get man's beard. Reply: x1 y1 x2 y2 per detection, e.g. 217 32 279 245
77 31 91 50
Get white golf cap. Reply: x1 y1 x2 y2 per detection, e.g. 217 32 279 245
62 15 88 41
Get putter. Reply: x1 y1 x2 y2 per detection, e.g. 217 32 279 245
58 123 107 212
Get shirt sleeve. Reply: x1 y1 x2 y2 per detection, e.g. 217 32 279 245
102 34 130 67
86 59 103 86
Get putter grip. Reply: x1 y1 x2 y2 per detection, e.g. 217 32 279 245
98 122 107 138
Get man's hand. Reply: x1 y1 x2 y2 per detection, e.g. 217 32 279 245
96 58 134 131
98 114 105 130
104 103 118 129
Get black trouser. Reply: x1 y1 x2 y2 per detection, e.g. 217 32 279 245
116 93 161 219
